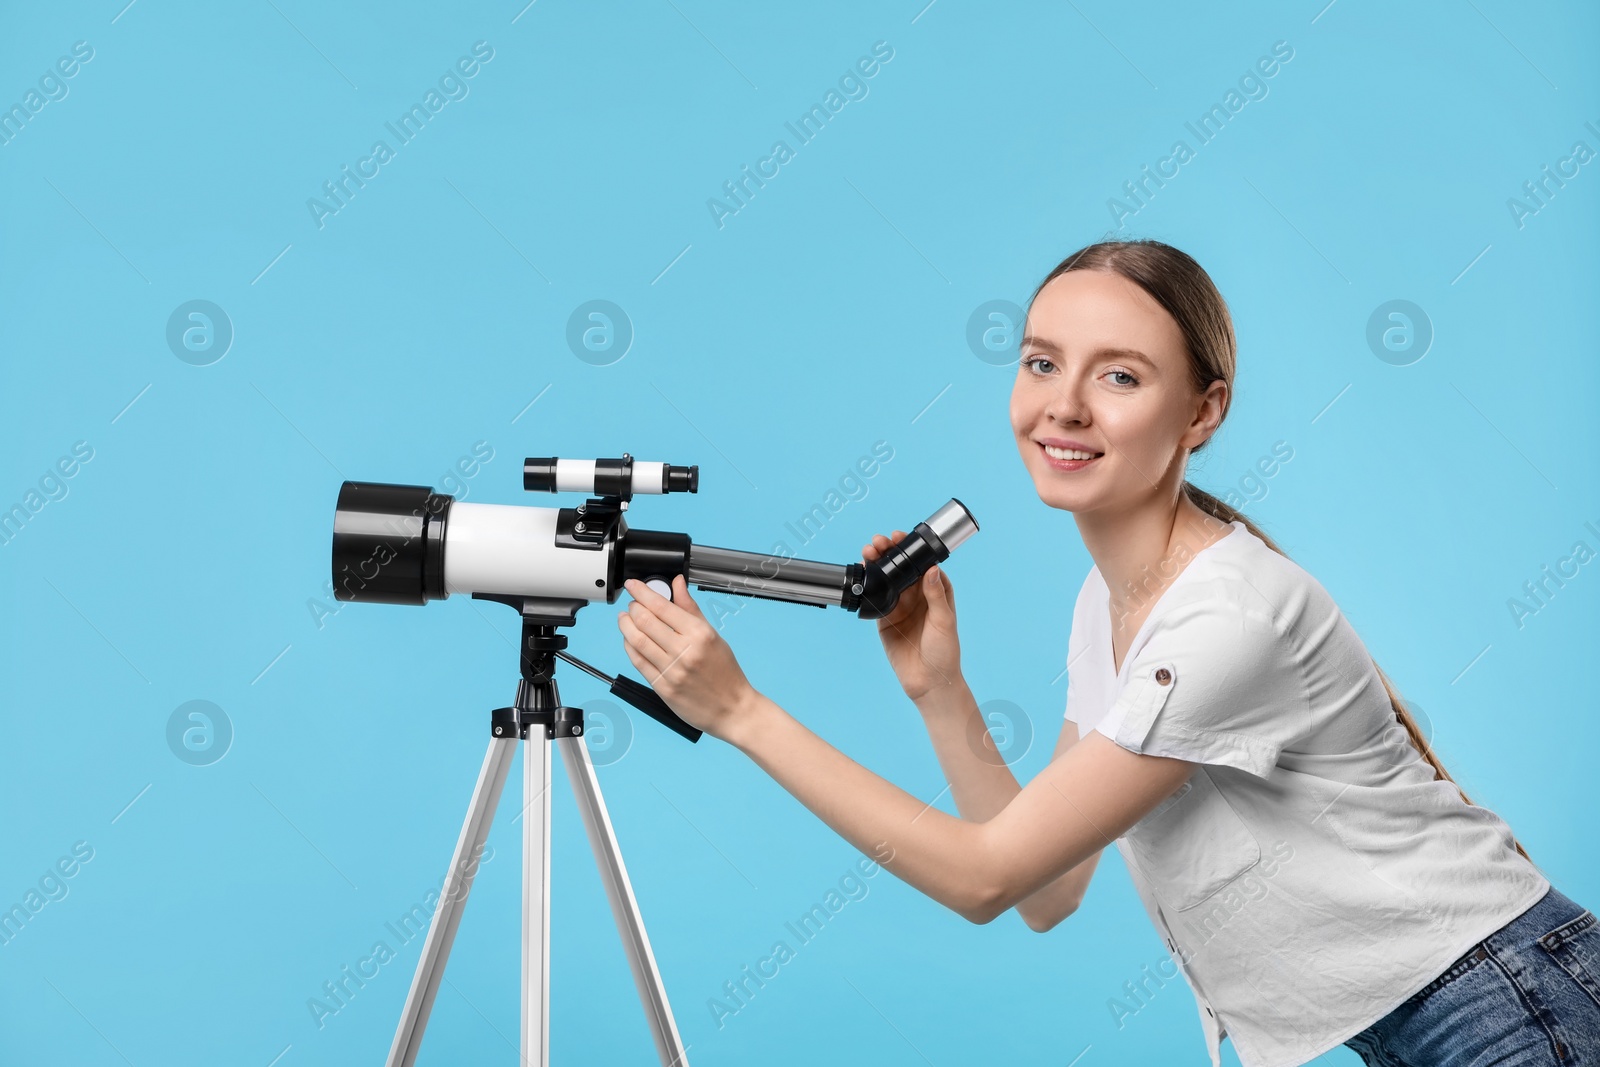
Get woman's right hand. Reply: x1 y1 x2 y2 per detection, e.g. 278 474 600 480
863 530 963 704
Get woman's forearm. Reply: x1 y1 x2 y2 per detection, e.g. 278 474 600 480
913 679 1030 820
727 689 1000 922
914 679 1096 930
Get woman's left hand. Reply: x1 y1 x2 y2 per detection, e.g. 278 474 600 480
616 575 760 742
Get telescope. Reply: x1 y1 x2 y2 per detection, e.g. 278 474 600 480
332 454 976 618
328 454 978 1066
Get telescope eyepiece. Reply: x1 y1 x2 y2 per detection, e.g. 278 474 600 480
854 498 979 620
664 464 698 494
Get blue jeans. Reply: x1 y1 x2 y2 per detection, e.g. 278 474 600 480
1343 884 1600 1065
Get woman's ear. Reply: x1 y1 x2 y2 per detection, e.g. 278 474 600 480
1185 379 1228 449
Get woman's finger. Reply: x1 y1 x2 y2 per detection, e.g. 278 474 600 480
669 574 704 618
617 612 672 674
921 569 955 630
618 624 658 683
865 530 906 560
624 600 684 656
623 578 700 635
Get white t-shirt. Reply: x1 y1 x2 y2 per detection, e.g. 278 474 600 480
1064 520 1550 1067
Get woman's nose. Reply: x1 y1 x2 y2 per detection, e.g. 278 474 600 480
1042 378 1087 425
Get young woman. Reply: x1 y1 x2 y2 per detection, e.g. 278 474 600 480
616 239 1600 1066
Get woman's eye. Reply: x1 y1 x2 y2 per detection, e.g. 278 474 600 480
1024 355 1139 383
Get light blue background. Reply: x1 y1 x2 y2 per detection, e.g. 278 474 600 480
2 1 1596 1064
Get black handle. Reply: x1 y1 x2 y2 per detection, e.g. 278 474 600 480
610 674 703 743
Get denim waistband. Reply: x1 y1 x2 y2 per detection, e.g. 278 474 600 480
1488 883 1587 950
1403 883 1585 1007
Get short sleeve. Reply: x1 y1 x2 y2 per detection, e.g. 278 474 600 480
1091 591 1310 778
1062 569 1101 725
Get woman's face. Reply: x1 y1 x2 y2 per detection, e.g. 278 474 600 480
1009 268 1223 516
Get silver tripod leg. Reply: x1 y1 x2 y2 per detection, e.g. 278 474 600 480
523 730 552 1066
387 737 518 1067
556 735 690 1067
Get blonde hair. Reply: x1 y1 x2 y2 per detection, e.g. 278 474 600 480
1031 238 1532 863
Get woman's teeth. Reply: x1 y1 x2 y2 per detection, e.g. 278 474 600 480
1043 445 1101 461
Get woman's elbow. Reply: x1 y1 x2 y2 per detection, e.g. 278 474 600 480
1021 903 1075 933
962 898 1074 930
957 882 1010 926
960 883 1076 929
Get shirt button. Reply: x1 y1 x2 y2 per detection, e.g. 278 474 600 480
1155 668 1172 685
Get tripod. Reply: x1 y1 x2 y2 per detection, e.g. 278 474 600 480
387 596 697 1067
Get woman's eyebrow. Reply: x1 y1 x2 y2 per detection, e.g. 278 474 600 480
1019 334 1155 368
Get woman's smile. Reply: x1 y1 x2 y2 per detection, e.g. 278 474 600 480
1037 439 1105 472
